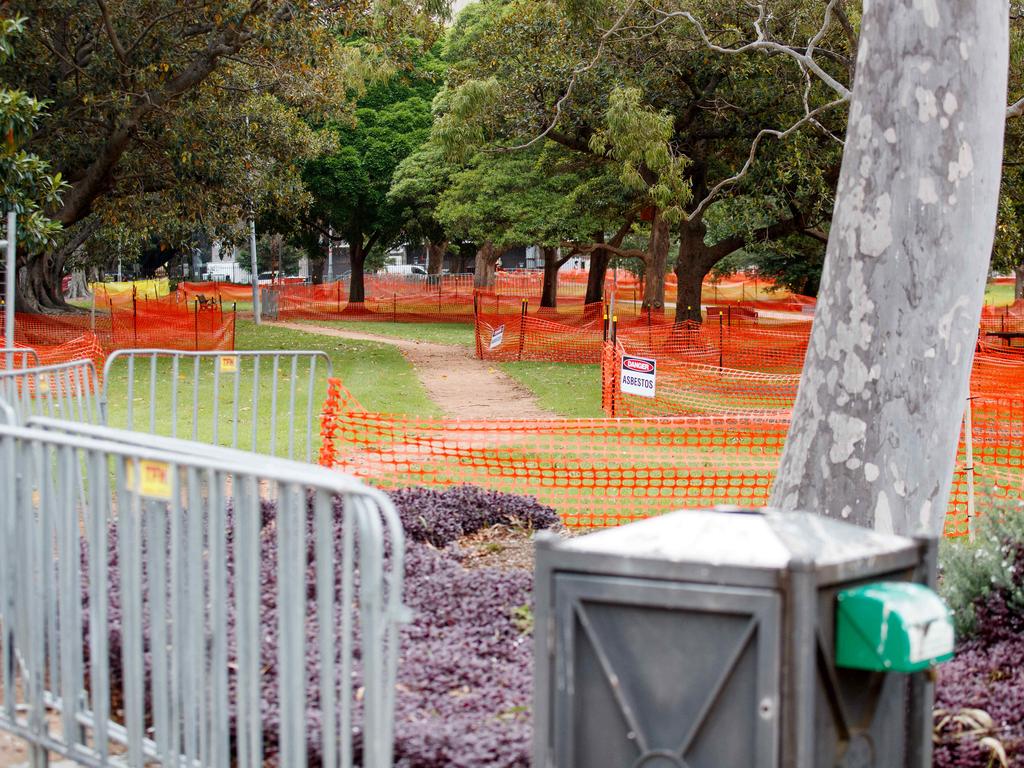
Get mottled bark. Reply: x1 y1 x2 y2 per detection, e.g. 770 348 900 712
642 209 670 313
771 2 1008 536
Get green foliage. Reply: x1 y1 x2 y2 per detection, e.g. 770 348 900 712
939 496 1024 638
0 16 65 246
589 87 691 219
304 44 443 255
435 144 600 247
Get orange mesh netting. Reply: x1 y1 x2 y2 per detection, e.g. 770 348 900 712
1 298 234 367
318 378 1021 537
318 379 788 528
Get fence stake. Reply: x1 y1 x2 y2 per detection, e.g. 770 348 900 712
393 293 397 323
337 280 342 315
965 395 976 542
719 312 724 370
132 291 138 346
518 298 528 361
232 303 237 349
194 301 199 350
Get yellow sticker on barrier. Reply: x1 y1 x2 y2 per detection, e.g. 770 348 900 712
38 377 50 394
219 355 239 373
129 460 173 500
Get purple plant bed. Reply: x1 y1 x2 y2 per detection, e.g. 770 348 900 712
85 485 556 766
933 588 1024 766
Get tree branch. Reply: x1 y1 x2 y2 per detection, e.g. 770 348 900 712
95 0 128 65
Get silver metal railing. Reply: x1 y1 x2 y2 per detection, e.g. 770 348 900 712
0 417 405 767
0 359 103 426
0 347 40 370
101 349 333 461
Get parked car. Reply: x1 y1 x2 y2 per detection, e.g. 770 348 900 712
380 264 428 277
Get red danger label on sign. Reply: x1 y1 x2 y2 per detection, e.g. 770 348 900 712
623 358 655 373
620 355 657 398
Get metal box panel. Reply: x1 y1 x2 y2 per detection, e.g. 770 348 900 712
553 574 781 768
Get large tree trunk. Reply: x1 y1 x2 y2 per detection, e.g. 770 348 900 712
771 1 1008 537
1015 263 1024 300
642 209 669 313
585 243 610 306
540 246 560 308
427 239 447 276
348 238 367 303
674 218 718 324
474 241 501 289
16 251 69 313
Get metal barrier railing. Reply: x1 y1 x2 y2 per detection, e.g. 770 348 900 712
0 347 40 369
101 349 333 461
0 358 102 426
0 417 405 767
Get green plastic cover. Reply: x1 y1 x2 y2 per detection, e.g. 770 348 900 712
835 581 954 673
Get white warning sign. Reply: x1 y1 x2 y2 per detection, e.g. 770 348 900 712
489 324 505 350
620 355 657 398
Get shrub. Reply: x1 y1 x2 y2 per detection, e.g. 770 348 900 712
935 495 1024 765
939 497 1024 639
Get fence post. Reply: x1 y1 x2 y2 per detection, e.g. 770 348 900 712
194 300 199 350
132 290 138 346
518 298 528 361
90 290 96 332
337 280 342 314
610 315 618 416
232 303 237 349
964 395 976 542
719 312 724 370
393 293 397 323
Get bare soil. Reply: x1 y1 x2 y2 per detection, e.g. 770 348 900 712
274 323 554 419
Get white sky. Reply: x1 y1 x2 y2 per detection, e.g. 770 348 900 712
451 0 475 15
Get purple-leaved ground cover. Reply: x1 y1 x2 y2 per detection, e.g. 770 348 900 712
82 484 1023 766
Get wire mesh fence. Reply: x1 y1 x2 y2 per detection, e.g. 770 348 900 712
101 349 333 461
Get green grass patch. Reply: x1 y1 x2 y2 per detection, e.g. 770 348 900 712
498 361 604 418
100 320 439 460
985 282 1016 306
296 319 475 347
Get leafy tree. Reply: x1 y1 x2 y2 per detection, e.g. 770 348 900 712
436 145 604 299
436 0 845 319
303 45 443 301
0 17 66 248
387 137 457 275
3 0 447 311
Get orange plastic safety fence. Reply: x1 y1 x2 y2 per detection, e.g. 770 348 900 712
1 300 234 367
317 378 1002 534
318 379 787 528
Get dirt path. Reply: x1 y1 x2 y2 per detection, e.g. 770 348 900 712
274 323 554 419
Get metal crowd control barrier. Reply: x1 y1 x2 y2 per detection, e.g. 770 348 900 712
101 349 333 461
0 358 102 426
1 347 40 369
0 416 405 767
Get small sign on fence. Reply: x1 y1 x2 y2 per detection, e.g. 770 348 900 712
128 459 173 500
620 355 657 398
219 354 239 373
489 324 505 350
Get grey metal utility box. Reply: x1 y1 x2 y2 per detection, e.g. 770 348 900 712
533 507 938 768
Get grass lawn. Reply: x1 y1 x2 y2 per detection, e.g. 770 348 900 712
984 282 1017 306
296 319 476 347
293 319 605 418
101 320 440 460
498 361 604 418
